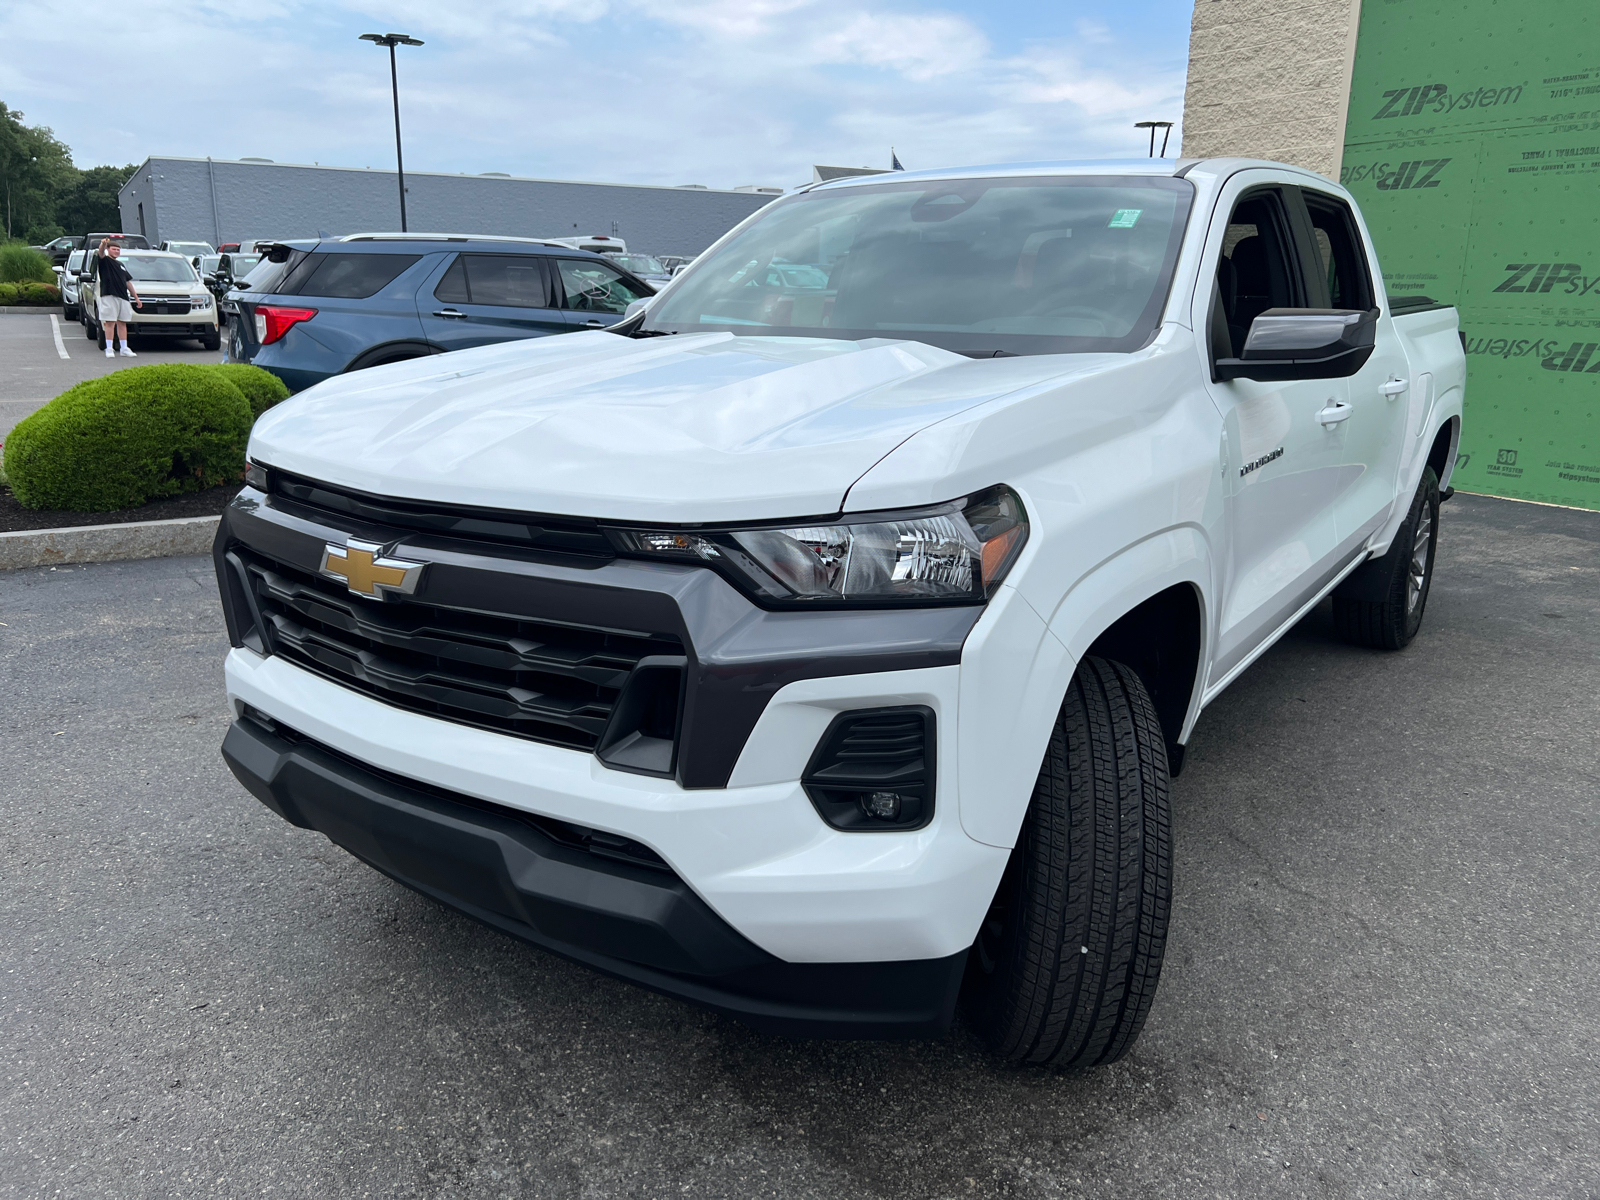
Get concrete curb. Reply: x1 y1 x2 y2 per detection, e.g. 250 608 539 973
0 515 218 570
0 306 63 316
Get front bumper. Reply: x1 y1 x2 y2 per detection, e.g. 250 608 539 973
222 711 968 1038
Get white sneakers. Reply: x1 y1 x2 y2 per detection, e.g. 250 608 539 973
119 347 137 357
104 346 115 358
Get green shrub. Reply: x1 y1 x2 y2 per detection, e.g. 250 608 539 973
0 282 16 305
206 363 290 418
16 281 61 305
0 243 53 284
3 364 252 511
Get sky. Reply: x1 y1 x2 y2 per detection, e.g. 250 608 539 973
2 0 1193 190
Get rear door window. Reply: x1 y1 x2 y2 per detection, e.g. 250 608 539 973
1300 193 1375 311
281 253 421 299
463 255 553 308
556 259 650 314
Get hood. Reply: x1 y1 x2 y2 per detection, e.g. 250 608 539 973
248 331 1113 522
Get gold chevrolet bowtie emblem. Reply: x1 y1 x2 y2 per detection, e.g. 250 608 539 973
319 539 425 599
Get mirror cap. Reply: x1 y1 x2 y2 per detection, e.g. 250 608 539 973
1215 307 1379 382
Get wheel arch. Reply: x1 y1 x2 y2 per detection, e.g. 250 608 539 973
1428 414 1460 491
958 526 1212 849
343 339 442 373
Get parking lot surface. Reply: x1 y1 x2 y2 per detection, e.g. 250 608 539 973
0 312 223 439
2 493 1597 1199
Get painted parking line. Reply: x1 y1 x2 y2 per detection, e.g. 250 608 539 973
48 314 70 360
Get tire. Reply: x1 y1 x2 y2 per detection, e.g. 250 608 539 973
86 317 97 340
202 332 221 351
1332 466 1440 650
963 656 1172 1068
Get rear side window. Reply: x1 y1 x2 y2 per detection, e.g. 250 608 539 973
1301 193 1375 311
280 253 421 299
434 254 553 308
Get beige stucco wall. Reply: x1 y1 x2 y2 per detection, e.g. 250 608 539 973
1181 0 1362 179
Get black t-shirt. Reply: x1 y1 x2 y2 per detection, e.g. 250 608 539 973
96 255 132 300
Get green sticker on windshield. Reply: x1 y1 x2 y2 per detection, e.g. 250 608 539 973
1108 209 1143 228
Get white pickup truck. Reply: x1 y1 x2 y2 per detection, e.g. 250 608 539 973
215 158 1463 1067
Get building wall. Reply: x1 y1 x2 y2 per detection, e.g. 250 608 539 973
118 159 775 256
1342 0 1600 511
1181 0 1362 178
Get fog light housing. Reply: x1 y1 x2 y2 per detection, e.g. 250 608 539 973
801 707 934 831
862 791 903 821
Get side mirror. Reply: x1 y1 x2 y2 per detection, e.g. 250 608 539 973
52 265 64 276
623 295 658 320
1213 308 1378 382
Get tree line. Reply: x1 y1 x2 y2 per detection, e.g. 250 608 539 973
1 101 136 244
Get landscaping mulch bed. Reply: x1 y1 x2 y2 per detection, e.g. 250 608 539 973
0 483 241 533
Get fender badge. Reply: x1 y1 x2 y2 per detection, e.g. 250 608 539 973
320 539 425 598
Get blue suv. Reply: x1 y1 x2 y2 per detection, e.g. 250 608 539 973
226 235 657 392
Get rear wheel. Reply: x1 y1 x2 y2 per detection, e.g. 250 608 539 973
963 656 1172 1068
1332 466 1440 650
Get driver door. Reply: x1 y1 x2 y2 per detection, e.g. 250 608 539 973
1202 183 1353 685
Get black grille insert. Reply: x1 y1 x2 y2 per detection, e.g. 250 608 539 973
238 549 682 750
266 469 616 559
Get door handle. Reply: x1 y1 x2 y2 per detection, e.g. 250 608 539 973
1317 401 1353 427
432 308 467 319
582 318 604 327
1379 378 1408 398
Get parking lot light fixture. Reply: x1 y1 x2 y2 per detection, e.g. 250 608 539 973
1134 120 1175 158
359 32 425 232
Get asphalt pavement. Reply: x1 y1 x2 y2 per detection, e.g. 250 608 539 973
0 311 224 439
1 493 1597 1199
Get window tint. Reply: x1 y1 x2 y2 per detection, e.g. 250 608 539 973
557 259 650 314
284 253 421 299
1214 192 1301 356
1301 193 1374 310
465 255 551 308
434 257 469 304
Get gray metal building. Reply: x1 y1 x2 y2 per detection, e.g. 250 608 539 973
117 157 778 256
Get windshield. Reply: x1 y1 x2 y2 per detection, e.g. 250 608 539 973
608 253 666 276
119 254 199 283
644 174 1193 355
224 255 261 276
168 242 213 255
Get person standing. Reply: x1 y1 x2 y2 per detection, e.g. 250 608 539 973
95 239 142 358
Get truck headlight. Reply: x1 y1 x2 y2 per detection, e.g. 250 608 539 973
610 485 1028 607
190 293 213 307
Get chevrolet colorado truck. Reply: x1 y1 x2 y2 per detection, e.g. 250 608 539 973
214 158 1464 1067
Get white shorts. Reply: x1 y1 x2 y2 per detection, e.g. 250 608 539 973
97 295 134 323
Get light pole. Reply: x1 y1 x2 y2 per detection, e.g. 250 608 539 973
1135 120 1174 158
359 32 424 232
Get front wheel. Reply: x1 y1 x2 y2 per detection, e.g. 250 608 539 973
201 331 221 351
963 656 1172 1068
1332 466 1440 650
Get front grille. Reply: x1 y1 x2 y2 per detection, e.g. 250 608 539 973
237 548 682 750
140 299 193 314
268 469 616 559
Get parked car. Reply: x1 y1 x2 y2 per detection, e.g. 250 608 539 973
541 234 627 254
213 158 1464 1062
657 254 695 274
199 253 262 322
225 234 654 392
161 240 216 258
602 252 672 286
40 235 84 267
79 248 220 350
79 231 150 257
54 249 88 320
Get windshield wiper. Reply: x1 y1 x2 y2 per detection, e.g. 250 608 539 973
955 349 1019 359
